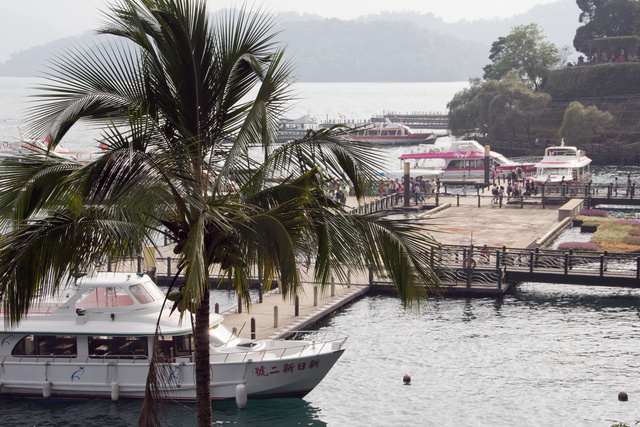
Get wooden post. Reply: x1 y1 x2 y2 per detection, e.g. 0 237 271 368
251 318 256 340
569 249 573 270
259 283 263 303
529 251 534 274
457 194 460 207
294 296 299 316
237 294 242 314
166 257 171 277
274 306 278 328
331 275 336 296
313 286 318 307
215 303 219 314
599 255 605 277
107 258 112 272
403 162 411 208
496 250 502 289
477 194 481 207
347 270 351 289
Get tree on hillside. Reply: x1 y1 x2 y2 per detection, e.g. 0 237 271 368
0 1 442 425
448 71 551 140
574 0 640 54
559 101 613 145
483 23 560 91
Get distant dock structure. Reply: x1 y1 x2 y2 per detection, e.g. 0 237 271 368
371 112 448 130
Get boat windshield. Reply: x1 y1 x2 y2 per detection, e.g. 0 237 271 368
547 148 576 156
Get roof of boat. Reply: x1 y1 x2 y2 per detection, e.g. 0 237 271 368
0 272 222 336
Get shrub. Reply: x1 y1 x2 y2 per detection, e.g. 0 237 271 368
616 219 640 226
622 235 640 246
557 241 601 251
629 227 640 236
579 209 607 217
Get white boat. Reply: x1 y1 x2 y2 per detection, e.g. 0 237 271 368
527 142 592 186
341 119 436 146
0 272 345 405
0 140 100 164
275 115 321 143
397 139 538 180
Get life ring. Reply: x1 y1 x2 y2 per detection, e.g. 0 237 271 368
463 257 476 269
433 148 440 153
2 141 8 149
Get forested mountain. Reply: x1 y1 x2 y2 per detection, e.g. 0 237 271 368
0 0 579 82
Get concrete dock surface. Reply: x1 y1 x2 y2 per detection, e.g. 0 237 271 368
154 193 569 338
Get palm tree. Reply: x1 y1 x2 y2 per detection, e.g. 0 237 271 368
0 1 442 425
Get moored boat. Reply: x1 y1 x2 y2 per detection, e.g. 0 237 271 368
274 115 321 143
0 139 100 164
527 142 592 186
0 272 345 405
398 138 538 180
341 119 437 146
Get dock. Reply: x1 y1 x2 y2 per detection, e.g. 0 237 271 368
144 192 579 338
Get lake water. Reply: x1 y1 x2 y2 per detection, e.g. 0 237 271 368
1 78 639 426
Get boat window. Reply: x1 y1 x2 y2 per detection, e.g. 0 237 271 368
12 335 77 357
449 160 462 168
88 336 148 358
75 286 134 308
129 284 155 304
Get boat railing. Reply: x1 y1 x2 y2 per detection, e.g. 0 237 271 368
6 354 150 364
508 156 543 164
209 332 347 364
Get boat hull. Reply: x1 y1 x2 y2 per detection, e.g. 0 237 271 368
0 349 344 401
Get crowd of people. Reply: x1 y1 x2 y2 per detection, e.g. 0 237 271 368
377 176 439 201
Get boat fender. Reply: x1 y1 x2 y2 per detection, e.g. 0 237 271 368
111 381 119 401
43 380 51 399
235 383 248 409
463 257 476 269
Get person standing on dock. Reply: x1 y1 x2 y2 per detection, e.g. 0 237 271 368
626 174 632 196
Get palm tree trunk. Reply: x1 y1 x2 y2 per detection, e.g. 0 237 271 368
195 289 212 426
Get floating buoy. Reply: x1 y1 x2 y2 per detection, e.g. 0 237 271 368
618 391 628 401
403 374 411 385
43 380 51 398
235 384 247 408
111 381 119 401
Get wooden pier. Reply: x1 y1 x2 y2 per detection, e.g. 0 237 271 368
120 185 640 338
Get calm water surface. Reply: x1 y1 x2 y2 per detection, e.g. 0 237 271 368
2 285 639 426
1 78 639 426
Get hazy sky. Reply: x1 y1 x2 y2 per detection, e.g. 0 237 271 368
0 0 561 61
2 0 560 33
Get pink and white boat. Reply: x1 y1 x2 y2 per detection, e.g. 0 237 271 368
0 272 345 407
398 139 537 180
527 143 592 186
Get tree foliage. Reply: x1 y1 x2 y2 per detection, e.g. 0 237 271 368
0 1 443 425
448 71 551 140
483 23 560 90
574 0 640 54
559 101 613 144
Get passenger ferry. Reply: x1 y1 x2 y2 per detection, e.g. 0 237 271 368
341 119 437 146
0 272 345 406
527 142 592 186
398 139 537 180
